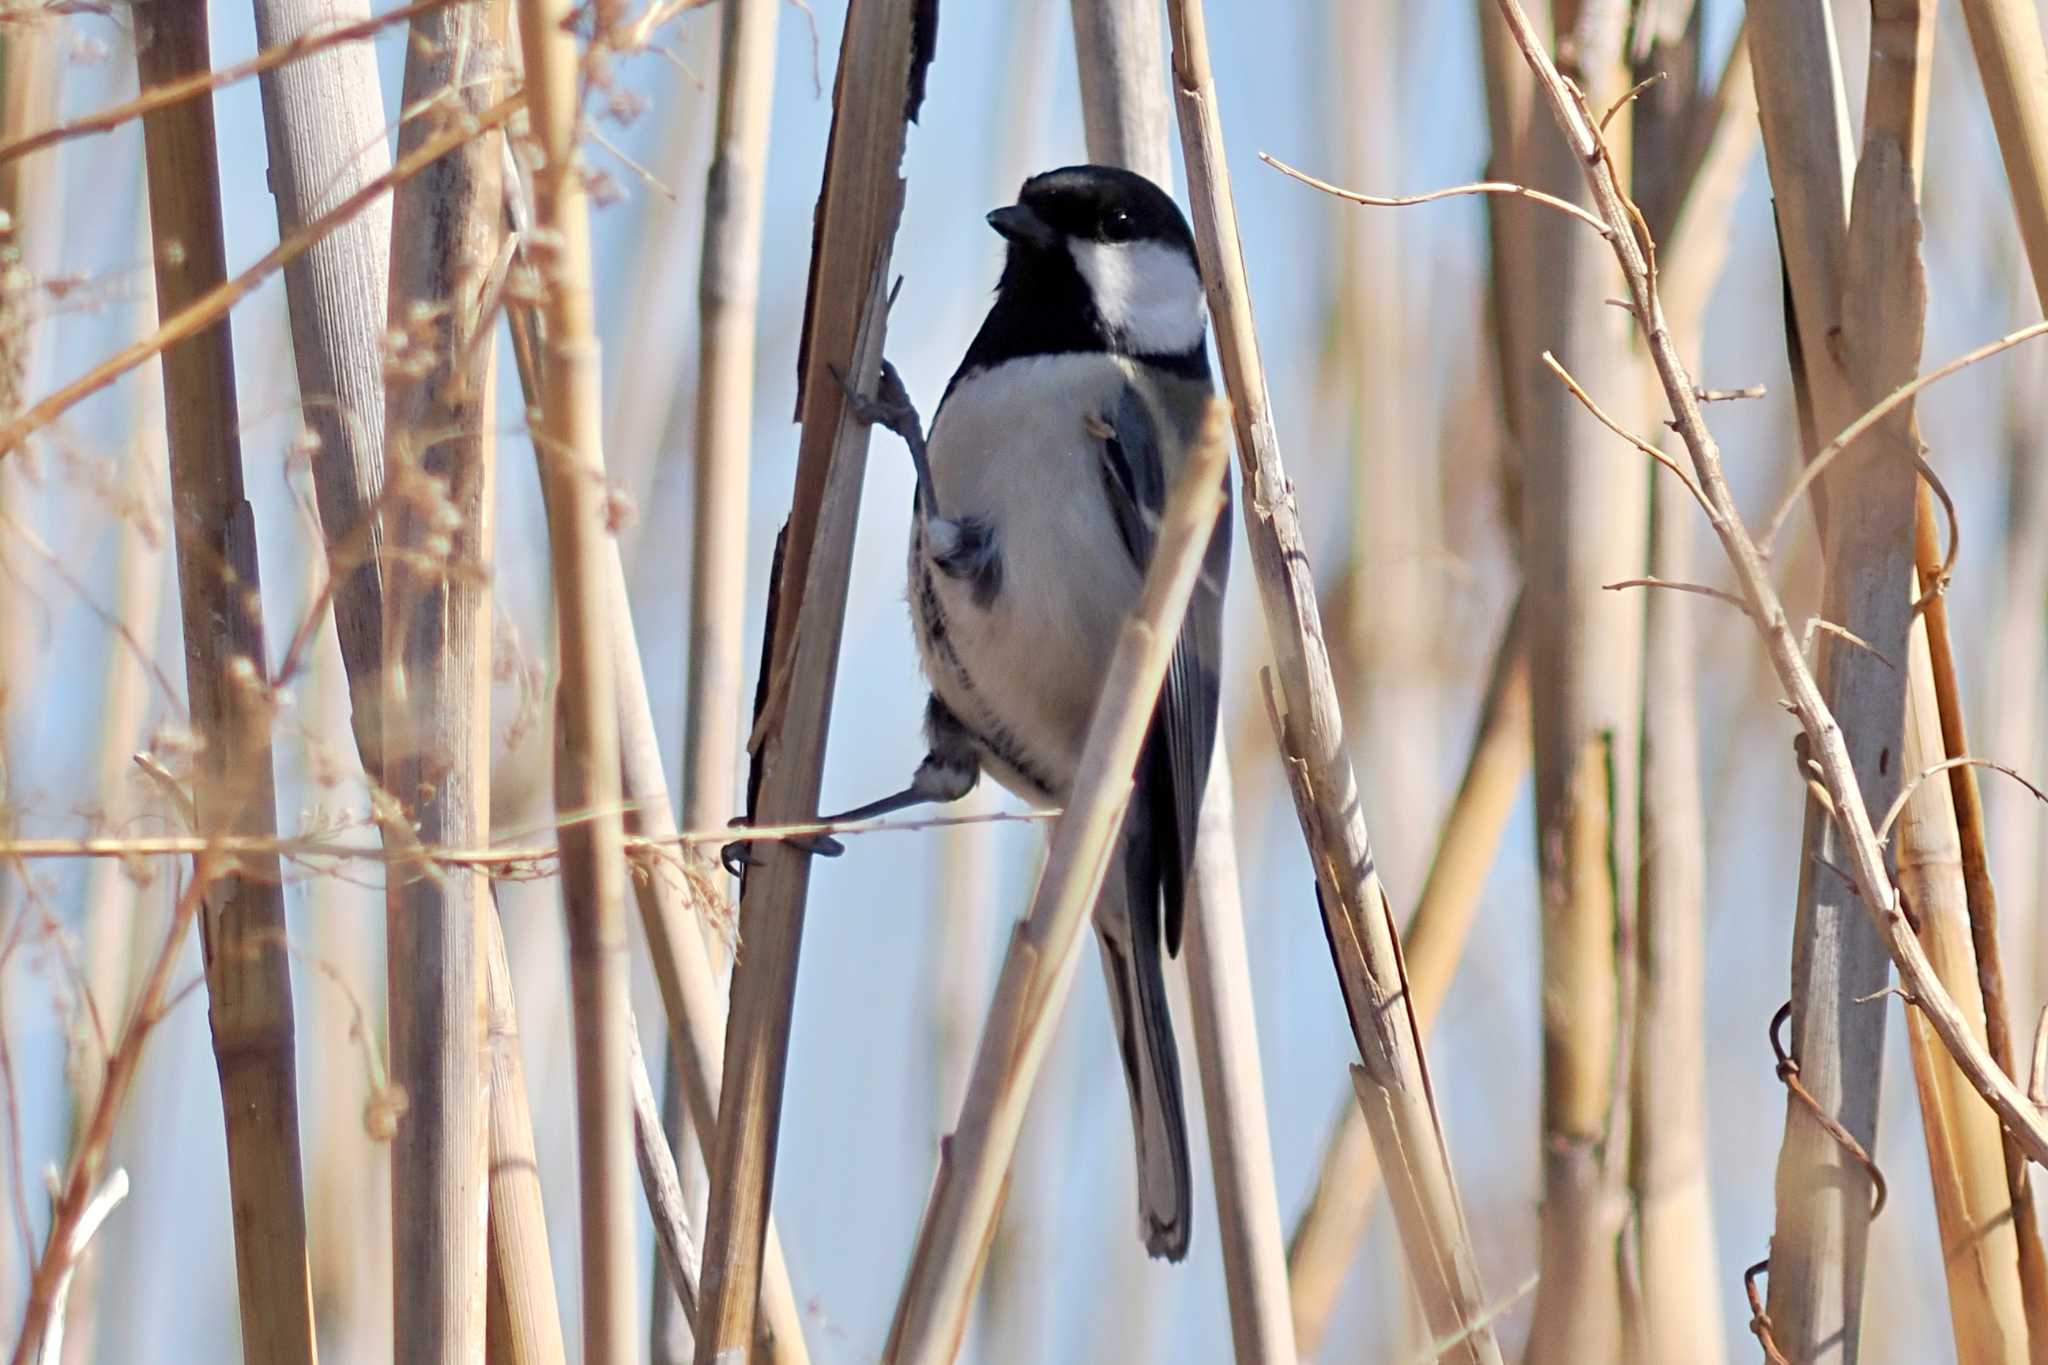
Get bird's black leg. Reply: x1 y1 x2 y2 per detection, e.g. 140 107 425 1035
833 358 942 524
721 697 983 875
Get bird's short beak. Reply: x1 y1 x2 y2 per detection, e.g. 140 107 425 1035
986 203 1056 248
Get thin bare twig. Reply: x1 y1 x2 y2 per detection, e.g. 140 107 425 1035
1261 151 1615 240
1603 577 1748 612
1875 756 2048 845
1762 319 2048 552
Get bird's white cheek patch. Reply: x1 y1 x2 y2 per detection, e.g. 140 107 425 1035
1068 239 1206 355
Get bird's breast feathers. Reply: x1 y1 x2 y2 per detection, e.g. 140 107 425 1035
909 352 1173 796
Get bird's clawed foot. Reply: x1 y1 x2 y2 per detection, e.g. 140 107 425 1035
719 818 846 877
831 358 941 523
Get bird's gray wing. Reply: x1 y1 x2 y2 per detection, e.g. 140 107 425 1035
1096 383 1229 955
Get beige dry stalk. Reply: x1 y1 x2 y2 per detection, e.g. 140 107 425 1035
1745 0 2037 1357
481 903 570 1365
502 185 810 1363
516 0 640 1353
882 402 1231 1364
1485 2 2048 1357
1064 2 1295 1358
380 0 507 1355
133 11 319 1360
1511 9 1645 1355
689 0 931 1355
1628 19 1750 1362
1167 0 1501 1356
652 1 774 1350
246 2 572 1355
1956 0 2048 310
1285 598 1529 1355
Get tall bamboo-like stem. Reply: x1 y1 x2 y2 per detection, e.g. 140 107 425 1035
1165 0 1500 1356
483 904 570 1365
380 1 507 1357
1907 338 2047 1363
655 4 776 1352
1180 754 1295 1363
1742 4 1905 1356
250 0 396 776
0 7 60 755
300 614 391 1363
1068 0 1172 183
1898 599 2030 1363
883 406 1231 1365
133 9 317 1360
1285 597 1529 1354
1065 3 1294 1359
1903 4 2048 1306
504 239 812 1363
1331 0 1440 896
690 0 931 1353
1746 0 2024 1355
516 0 637 1354
246 0 396 1348
1489 0 2048 1310
1626 21 1748 1362
1992 373 2048 1009
250 2 567 1356
1956 0 2048 309
1513 6 1642 1355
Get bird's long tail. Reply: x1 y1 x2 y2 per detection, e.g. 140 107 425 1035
1093 863 1192 1262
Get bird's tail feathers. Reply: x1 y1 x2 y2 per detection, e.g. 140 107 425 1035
1093 877 1192 1262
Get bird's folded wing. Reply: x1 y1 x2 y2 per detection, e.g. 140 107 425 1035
1093 383 1230 955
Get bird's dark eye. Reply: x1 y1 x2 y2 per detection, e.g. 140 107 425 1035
1101 211 1135 243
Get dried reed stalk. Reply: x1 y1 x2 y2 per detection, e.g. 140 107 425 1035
1068 0 1172 182
381 0 508 1354
1908 375 2048 1362
1904 0 2048 1310
1331 0 1440 899
655 1 774 1350
1513 7 1643 1354
1165 0 1500 1356
1627 20 1749 1362
516 0 639 1351
249 0 395 773
1066 3 1294 1358
251 7 568 1357
483 909 569 1365
1898 604 2030 1363
1285 598 1529 1355
1743 3 1906 1355
502 220 812 1365
0 10 60 723
1991 372 2048 1010
630 1027 701 1331
882 403 1232 1365
1484 3 2048 1360
690 0 933 1353
1956 0 2048 308
134 12 317 1359
1181 754 1296 1363
1750 0 2037 1355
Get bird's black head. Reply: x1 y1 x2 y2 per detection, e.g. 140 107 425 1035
961 165 1208 378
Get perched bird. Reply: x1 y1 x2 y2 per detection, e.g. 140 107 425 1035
825 165 1228 1261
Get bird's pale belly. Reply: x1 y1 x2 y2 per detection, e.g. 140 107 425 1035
909 523 1135 805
